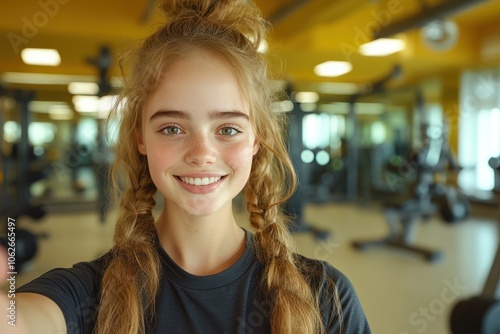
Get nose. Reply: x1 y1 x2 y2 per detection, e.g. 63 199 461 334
184 133 217 166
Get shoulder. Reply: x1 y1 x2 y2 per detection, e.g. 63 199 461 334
294 255 372 333
59 252 110 280
294 254 351 293
38 251 108 284
19 252 110 293
17 251 112 304
71 252 111 279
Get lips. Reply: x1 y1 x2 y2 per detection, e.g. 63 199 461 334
179 176 222 186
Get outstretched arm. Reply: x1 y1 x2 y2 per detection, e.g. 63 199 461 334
1 293 66 334
0 245 65 334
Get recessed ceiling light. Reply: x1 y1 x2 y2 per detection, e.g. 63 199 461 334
274 100 294 112
258 40 268 53
314 61 352 77
359 38 405 56
98 95 125 118
319 102 385 114
29 101 69 113
294 91 319 103
21 48 61 66
72 94 124 116
316 82 360 95
0 72 96 85
49 106 74 120
68 82 99 95
73 95 100 113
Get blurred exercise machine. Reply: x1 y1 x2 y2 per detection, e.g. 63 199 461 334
1 90 47 220
88 46 113 222
0 88 48 272
352 90 470 262
346 65 402 201
450 156 500 334
285 85 330 241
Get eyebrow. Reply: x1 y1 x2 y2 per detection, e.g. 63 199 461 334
150 110 190 122
149 110 250 122
209 110 250 121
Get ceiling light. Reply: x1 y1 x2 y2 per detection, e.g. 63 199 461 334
258 40 268 53
29 101 69 113
294 91 319 103
68 82 99 95
50 104 72 114
98 95 125 118
21 48 61 66
73 95 100 113
274 100 294 112
29 101 74 120
49 107 73 120
319 102 384 115
0 72 96 85
49 113 74 120
314 61 352 77
421 20 458 51
72 94 125 117
316 82 361 95
99 95 118 112
359 39 405 56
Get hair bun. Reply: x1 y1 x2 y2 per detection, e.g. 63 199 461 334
159 0 268 51
160 0 231 19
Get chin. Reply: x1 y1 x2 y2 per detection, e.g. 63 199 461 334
179 200 228 217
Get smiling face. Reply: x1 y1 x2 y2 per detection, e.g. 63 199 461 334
137 50 259 218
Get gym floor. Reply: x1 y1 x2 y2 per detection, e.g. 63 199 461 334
15 193 499 334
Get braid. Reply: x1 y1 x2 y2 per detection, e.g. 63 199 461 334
96 156 161 334
246 144 324 334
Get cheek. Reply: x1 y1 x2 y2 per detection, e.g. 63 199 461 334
222 140 255 172
146 144 179 174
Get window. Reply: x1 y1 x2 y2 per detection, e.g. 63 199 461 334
458 69 500 193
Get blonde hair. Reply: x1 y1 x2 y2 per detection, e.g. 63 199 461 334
96 0 341 333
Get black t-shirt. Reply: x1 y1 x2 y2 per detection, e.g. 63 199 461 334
18 230 371 333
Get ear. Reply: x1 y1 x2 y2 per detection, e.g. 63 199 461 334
135 129 147 155
253 139 260 156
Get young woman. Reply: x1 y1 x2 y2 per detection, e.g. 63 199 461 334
12 0 371 333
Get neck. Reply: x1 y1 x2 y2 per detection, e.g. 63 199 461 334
156 203 246 276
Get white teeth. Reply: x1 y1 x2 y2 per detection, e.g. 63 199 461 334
180 176 222 186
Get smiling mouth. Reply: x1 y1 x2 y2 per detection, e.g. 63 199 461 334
177 176 225 186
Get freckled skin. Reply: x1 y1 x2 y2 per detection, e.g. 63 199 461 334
137 50 258 218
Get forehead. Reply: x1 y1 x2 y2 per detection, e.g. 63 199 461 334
144 50 249 116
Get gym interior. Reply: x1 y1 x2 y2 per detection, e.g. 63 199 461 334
1 0 500 333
